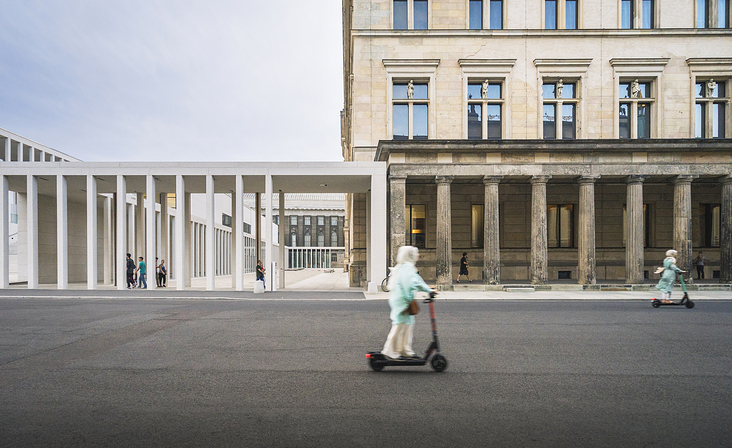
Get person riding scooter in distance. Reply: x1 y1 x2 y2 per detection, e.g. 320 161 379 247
382 246 434 360
655 249 686 304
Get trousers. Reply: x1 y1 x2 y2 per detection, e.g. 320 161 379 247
382 323 415 359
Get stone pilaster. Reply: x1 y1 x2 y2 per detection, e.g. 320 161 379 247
389 175 407 267
578 175 598 285
674 175 697 283
530 175 551 285
721 176 732 283
483 176 502 284
436 175 454 286
625 175 646 284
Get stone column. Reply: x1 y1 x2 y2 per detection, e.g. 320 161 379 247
116 176 127 290
146 175 156 290
483 176 502 284
205 175 215 290
234 175 244 291
721 176 732 283
369 171 388 290
530 175 551 285
625 175 646 284
436 175 454 286
87 175 98 290
184 192 192 287
135 193 144 260
279 191 286 289
578 175 599 285
674 175 697 283
175 175 186 290
160 192 168 264
389 175 407 267
27 175 38 289
57 175 68 289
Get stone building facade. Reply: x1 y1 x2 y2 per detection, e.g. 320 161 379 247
342 0 732 287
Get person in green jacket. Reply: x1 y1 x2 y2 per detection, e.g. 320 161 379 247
381 246 433 360
656 249 685 304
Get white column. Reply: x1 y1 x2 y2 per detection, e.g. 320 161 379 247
175 175 186 290
0 176 9 288
265 174 273 291
2 137 9 161
103 196 113 285
279 191 285 289
87 175 98 289
369 171 387 291
206 174 215 290
116 176 127 290
27 175 38 288
184 192 191 287
255 193 262 262
146 175 156 290
160 192 168 265
135 193 144 259
57 175 68 289
235 176 244 290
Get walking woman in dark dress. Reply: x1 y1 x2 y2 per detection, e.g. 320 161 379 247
457 252 470 283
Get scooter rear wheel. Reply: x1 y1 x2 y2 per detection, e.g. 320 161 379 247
652 300 661 308
369 357 384 372
430 354 448 372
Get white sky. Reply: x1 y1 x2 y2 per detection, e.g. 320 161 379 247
0 1 344 162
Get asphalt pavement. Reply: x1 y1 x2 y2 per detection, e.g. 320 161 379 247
0 294 730 447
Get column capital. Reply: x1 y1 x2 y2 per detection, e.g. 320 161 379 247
390 174 408 182
482 175 503 185
673 174 698 185
721 175 732 185
626 175 648 184
530 175 551 185
435 175 454 184
578 175 600 184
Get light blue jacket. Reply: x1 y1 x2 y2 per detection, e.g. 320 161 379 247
388 263 432 325
656 257 682 293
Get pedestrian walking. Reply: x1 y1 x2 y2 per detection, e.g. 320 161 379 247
158 260 167 287
655 249 685 304
136 257 147 289
126 253 136 289
155 257 161 287
457 252 470 283
694 251 706 280
256 260 265 288
382 246 433 360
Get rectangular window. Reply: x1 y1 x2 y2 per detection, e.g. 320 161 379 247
619 80 654 139
543 80 577 139
700 204 721 247
621 0 634 28
619 103 631 139
290 215 298 226
394 0 408 29
543 104 556 139
490 0 503 29
406 204 426 248
562 104 576 139
414 0 428 29
318 216 325 226
393 104 409 139
641 0 654 28
545 0 558 29
698 0 709 28
331 216 338 226
243 222 251 234
467 81 503 139
696 80 728 138
720 0 729 27
413 104 428 139
393 81 429 140
222 213 232 227
471 204 484 248
566 0 578 29
304 216 311 226
469 0 483 29
548 205 574 248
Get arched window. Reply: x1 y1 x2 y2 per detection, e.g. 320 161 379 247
318 231 325 247
290 232 297 247
331 230 338 247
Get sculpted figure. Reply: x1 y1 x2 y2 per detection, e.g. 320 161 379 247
706 79 717 98
407 80 414 99
481 79 490 99
556 79 564 98
630 79 641 98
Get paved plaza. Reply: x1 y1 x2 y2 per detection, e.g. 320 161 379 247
1 292 731 447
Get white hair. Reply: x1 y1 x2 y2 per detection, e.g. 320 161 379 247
387 246 419 291
666 249 678 257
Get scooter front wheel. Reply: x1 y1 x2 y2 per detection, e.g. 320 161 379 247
685 300 695 309
430 354 448 372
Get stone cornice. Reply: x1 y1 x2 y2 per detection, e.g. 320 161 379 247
382 59 440 68
353 29 732 39
609 57 670 67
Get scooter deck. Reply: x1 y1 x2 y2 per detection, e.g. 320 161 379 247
367 352 428 366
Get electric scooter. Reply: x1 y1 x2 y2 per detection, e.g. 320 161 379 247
366 291 448 372
652 274 695 309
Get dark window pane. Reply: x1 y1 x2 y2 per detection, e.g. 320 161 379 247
394 84 408 99
717 82 726 97
468 104 482 139
561 83 575 99
413 104 428 139
696 103 705 138
698 0 708 28
696 82 705 98
545 0 557 29
639 82 651 98
619 82 631 99
486 83 501 99
490 0 503 29
414 0 428 29
468 84 482 99
412 83 428 99
486 104 502 139
470 0 482 29
637 103 651 138
562 104 576 139
619 103 631 139
542 83 556 99
720 0 729 27
621 0 633 28
642 0 654 28
543 104 556 139
394 0 408 29
566 0 578 29
393 104 408 139
713 103 725 138
560 205 573 247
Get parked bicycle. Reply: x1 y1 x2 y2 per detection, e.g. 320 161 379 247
381 268 392 292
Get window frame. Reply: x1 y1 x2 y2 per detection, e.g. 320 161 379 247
384 59 439 142
467 79 504 140
619 0 657 29
392 0 432 30
547 204 575 248
542 79 579 140
695 78 729 138
467 0 504 30
610 58 668 139
459 58 515 139
697 0 731 28
392 80 430 140
618 79 655 139
406 204 427 248
542 0 582 29
534 59 591 139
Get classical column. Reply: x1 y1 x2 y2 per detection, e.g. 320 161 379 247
255 192 262 263
279 191 286 289
625 175 646 284
0 176 9 288
57 175 68 289
721 176 732 283
264 174 273 291
205 174 215 290
578 175 599 285
674 175 697 282
146 175 156 290
175 175 186 290
369 170 388 290
87 175 98 289
436 175 454 286
135 193 144 260
116 176 127 290
389 175 407 267
27 175 38 289
483 176 502 284
530 175 551 285
234 175 244 291
184 192 191 287
103 196 113 285
160 192 168 265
